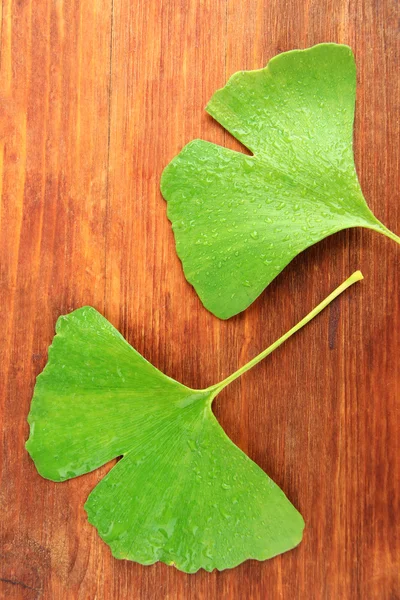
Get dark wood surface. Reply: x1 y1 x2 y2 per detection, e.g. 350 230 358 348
1 0 399 598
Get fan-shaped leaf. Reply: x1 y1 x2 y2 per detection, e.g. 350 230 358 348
26 271 363 572
161 44 399 319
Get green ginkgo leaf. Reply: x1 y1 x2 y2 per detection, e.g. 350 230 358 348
161 43 399 319
26 271 362 573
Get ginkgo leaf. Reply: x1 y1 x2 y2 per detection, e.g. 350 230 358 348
161 43 399 319
26 271 363 573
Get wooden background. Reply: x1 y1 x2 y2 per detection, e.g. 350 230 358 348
1 0 399 598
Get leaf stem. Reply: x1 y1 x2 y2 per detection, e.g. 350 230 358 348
366 220 400 245
207 270 364 397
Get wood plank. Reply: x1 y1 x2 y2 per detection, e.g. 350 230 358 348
0 0 113 598
1 0 399 598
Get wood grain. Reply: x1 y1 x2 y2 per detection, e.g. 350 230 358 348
1 0 399 598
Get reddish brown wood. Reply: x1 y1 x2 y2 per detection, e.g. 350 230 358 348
1 0 399 598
